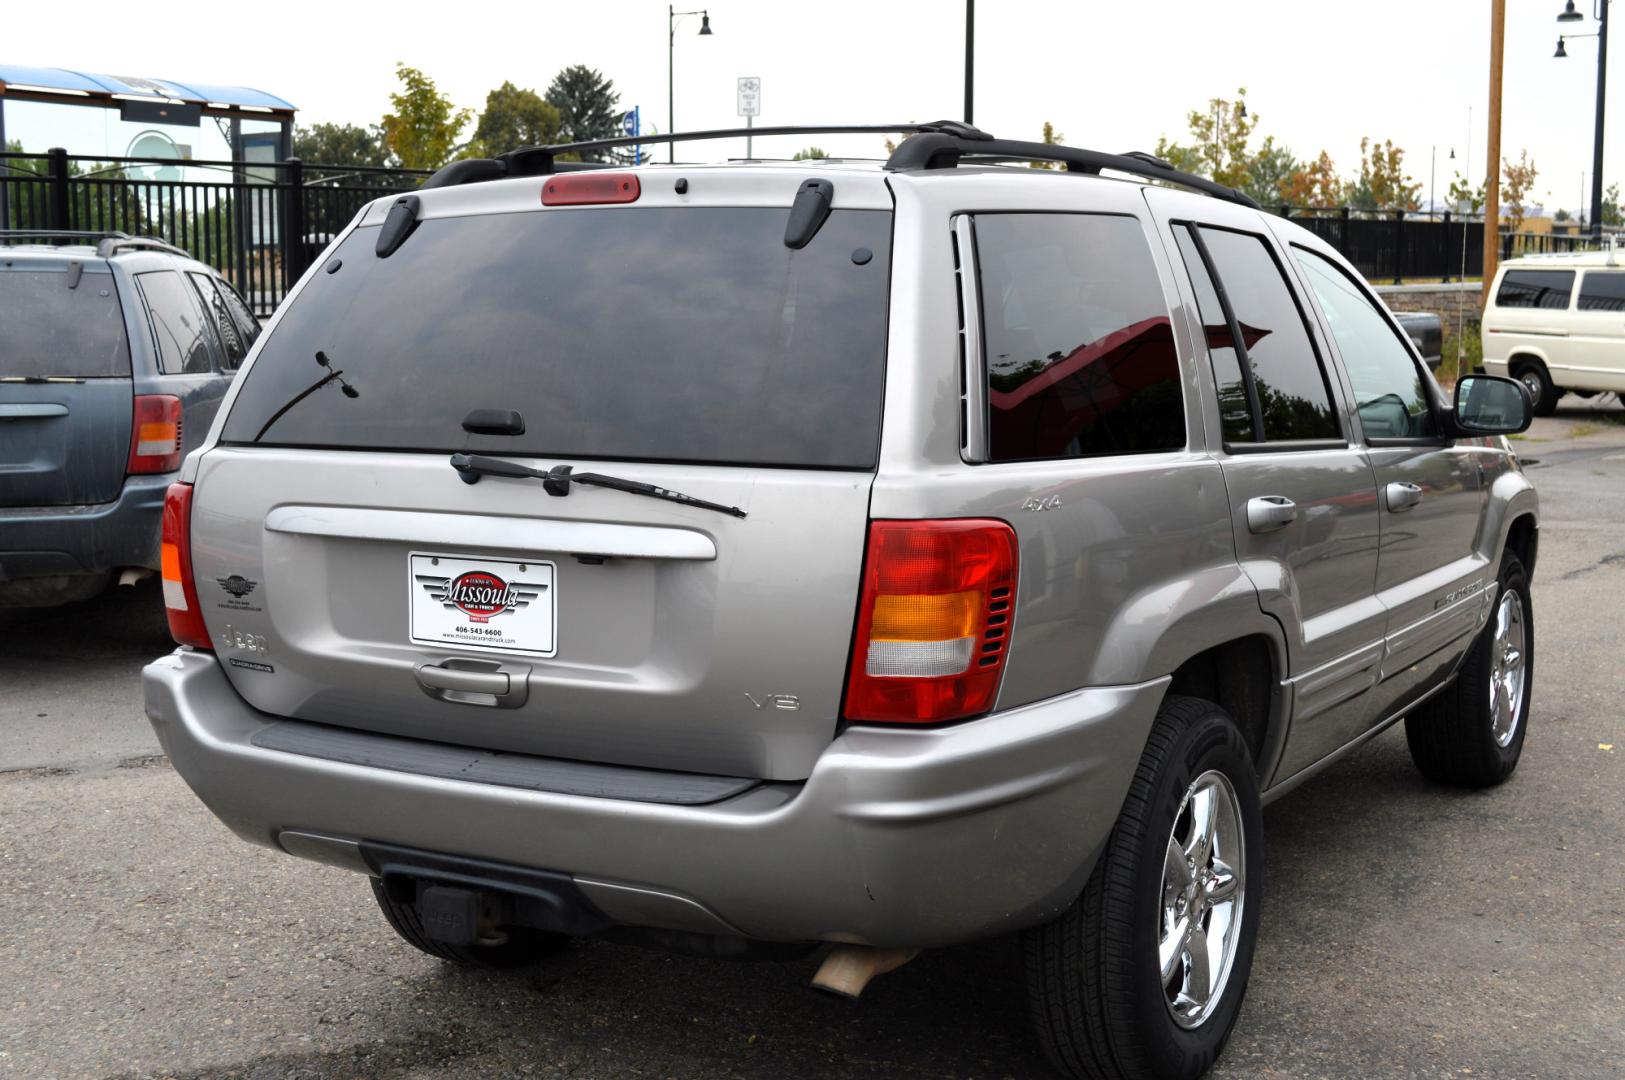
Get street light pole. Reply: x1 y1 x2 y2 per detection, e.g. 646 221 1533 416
1484 0 1506 310
1557 0 1610 239
964 0 974 124
1589 1 1609 237
668 7 712 164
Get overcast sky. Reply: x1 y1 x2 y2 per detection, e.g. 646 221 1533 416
5 0 1618 214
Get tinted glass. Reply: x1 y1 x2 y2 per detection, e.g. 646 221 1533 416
1295 248 1435 440
189 272 250 368
1173 226 1253 442
1578 270 1625 312
1197 227 1339 442
0 269 131 378
221 208 891 468
975 213 1183 461
216 279 262 351
1495 269 1574 309
136 270 213 374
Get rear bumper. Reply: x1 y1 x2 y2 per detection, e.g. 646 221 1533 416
0 473 169 581
144 649 1168 947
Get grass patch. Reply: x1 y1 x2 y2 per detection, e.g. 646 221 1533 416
1436 323 1482 388
1570 423 1603 438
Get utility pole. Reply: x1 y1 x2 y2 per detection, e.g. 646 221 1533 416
1483 0 1506 308
964 0 975 124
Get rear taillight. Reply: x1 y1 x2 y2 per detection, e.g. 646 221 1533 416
844 519 1017 724
128 395 182 474
161 482 211 649
541 173 641 206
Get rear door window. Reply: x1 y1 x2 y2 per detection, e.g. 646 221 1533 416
973 213 1184 461
1172 224 1341 444
220 207 892 468
1495 269 1575 309
0 268 131 378
188 272 252 369
1577 270 1625 312
135 270 214 375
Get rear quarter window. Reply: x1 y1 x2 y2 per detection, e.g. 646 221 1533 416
1495 269 1575 309
973 213 1184 462
1577 271 1625 312
0 268 131 378
136 270 214 375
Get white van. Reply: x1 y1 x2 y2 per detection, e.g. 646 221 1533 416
1482 244 1625 415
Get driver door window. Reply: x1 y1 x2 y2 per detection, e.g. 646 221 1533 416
1293 248 1434 441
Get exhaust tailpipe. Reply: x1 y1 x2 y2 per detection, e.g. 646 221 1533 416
118 567 155 587
811 945 919 999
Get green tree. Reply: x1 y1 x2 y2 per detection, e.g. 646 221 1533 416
473 82 563 157
545 65 621 158
1242 136 1299 206
1447 171 1486 214
381 63 472 170
1348 137 1421 212
1153 88 1259 190
1603 183 1622 226
293 122 389 168
792 146 829 160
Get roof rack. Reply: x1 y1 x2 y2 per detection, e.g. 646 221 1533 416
0 229 190 258
421 122 990 189
94 235 191 259
417 122 1259 210
883 134 1260 209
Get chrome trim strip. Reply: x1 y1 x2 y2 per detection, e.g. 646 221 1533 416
953 214 989 463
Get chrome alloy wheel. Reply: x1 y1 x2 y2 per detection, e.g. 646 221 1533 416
1489 590 1528 748
1158 769 1246 1029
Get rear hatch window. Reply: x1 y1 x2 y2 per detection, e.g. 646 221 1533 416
0 268 131 378
221 207 893 468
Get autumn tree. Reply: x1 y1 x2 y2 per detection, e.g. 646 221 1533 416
1153 89 1261 191
1348 137 1421 212
1279 151 1345 209
1500 150 1538 232
1243 137 1299 206
381 64 472 169
473 82 563 157
1028 121 1065 169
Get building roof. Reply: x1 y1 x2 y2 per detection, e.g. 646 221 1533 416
0 64 294 115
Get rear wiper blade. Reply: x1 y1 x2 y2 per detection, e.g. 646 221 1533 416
449 453 747 519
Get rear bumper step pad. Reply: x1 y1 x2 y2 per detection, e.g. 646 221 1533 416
250 720 758 806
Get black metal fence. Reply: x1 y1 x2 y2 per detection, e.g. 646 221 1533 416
0 149 427 315
1275 205 1618 284
3 149 1620 311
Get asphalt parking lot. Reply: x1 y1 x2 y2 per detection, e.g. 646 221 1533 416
3 403 1623 1080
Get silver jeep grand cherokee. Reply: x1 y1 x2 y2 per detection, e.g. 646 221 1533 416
143 123 1539 1080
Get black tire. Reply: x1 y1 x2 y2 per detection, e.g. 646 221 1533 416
369 877 569 969
1511 359 1558 417
1024 695 1263 1080
1405 553 1533 787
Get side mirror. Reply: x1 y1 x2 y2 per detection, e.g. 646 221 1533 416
1449 374 1532 436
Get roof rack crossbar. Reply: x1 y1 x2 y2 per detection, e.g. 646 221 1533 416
0 229 191 258
421 121 991 189
0 228 131 242
883 133 1260 209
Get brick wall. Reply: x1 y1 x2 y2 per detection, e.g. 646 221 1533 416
1373 283 1484 327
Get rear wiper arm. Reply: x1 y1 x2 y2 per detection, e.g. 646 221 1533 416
450 453 747 519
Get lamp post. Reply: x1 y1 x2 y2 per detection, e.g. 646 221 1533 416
1554 0 1610 239
965 0 975 123
668 6 713 163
